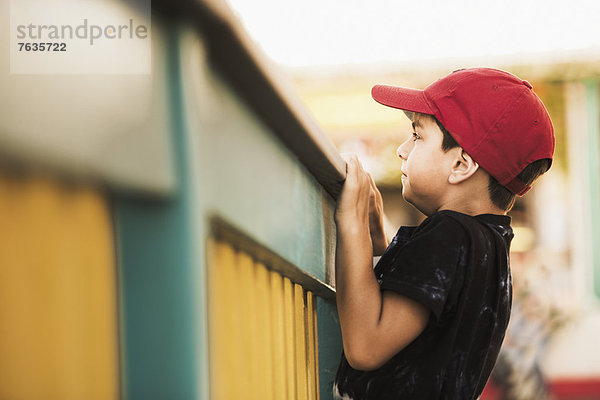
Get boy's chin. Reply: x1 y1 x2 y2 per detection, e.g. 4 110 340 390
401 191 417 209
402 192 433 217
401 187 414 205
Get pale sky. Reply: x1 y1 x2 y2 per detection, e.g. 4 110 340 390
227 0 600 69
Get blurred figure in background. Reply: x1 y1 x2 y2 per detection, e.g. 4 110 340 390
491 253 571 400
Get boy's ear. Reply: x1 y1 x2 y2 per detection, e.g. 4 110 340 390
448 149 479 185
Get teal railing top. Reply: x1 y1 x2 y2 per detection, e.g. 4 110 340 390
154 0 347 200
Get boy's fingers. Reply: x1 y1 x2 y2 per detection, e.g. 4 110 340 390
342 154 360 181
345 157 357 178
366 172 374 187
367 172 383 201
340 153 361 166
340 152 359 172
340 152 356 162
339 153 371 195
368 173 378 192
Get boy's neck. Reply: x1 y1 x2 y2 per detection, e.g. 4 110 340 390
436 192 507 217
433 172 508 217
437 203 507 217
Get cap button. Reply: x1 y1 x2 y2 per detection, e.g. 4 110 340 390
522 80 533 89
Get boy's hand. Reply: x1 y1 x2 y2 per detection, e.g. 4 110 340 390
335 153 389 256
367 173 389 256
335 154 370 228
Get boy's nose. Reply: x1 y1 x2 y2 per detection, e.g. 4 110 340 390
396 139 411 160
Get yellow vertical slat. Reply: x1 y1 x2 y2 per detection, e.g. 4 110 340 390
294 284 308 400
306 291 317 400
283 277 297 399
207 240 239 400
312 294 320 400
270 270 287 399
238 251 259 399
0 173 118 400
256 261 275 400
70 186 119 398
206 238 220 398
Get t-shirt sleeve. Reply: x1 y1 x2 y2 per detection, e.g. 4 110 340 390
377 212 467 321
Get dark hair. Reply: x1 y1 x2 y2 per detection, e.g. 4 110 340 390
486 159 551 212
414 113 551 212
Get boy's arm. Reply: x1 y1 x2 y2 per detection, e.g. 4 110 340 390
335 155 429 371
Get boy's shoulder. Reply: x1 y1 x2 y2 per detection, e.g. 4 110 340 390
386 210 512 259
402 210 472 251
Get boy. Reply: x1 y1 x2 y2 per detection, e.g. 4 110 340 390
332 68 555 399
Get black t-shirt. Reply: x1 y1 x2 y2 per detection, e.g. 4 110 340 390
333 210 514 400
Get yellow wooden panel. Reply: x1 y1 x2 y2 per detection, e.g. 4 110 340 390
207 239 239 400
269 270 287 399
306 291 317 400
207 237 322 400
283 277 297 399
294 284 308 400
255 261 275 400
312 293 320 400
238 251 259 399
0 172 118 400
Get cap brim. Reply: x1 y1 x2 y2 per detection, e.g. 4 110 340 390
371 85 434 118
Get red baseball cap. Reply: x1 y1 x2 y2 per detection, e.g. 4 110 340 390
372 68 555 196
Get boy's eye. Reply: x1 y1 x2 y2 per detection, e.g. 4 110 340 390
411 132 421 141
